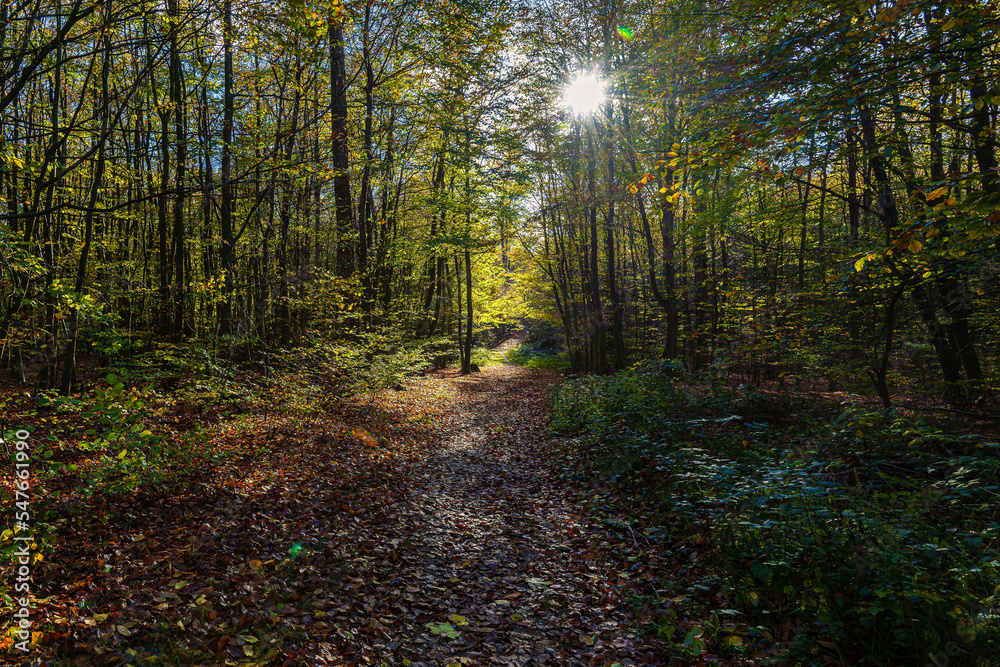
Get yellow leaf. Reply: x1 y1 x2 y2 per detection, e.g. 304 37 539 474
942 17 956 30
907 239 923 253
856 430 864 438
659 187 667 193
926 227 940 238
926 186 948 201
628 185 638 194
32 631 43 645
249 559 263 571
352 429 378 448
854 257 866 272
449 614 469 626
726 635 744 646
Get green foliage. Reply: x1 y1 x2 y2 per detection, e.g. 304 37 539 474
551 368 1000 664
139 342 249 403
471 345 505 367
71 373 210 494
290 328 429 406
550 360 690 438
504 341 569 370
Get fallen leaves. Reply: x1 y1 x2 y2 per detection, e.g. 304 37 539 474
0 364 738 664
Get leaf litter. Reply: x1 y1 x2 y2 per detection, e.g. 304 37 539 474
1 365 719 665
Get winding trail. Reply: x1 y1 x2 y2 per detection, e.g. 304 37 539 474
340 365 665 665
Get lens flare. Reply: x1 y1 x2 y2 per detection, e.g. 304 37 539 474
616 26 634 41
562 73 606 116
289 542 303 557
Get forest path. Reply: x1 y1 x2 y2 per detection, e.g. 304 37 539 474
18 366 667 667
341 365 665 666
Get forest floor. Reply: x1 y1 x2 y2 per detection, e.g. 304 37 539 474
1 365 728 666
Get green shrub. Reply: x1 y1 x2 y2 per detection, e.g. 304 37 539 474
550 367 1000 664
471 346 504 367
505 341 569 370
291 328 429 403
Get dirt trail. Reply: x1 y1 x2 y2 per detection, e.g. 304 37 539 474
10 365 666 666
354 365 664 665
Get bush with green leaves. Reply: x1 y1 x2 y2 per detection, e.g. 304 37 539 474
291 328 430 405
550 360 691 440
471 345 504 367
39 373 211 494
505 340 569 370
551 367 1000 664
138 341 249 403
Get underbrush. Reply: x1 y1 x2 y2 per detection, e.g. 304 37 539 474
551 362 1000 666
287 329 428 405
1 330 434 615
471 345 506 367
505 340 568 370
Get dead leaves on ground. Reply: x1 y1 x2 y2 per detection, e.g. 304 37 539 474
2 366 753 666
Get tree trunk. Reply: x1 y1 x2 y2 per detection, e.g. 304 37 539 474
218 0 235 337
331 24 354 278
62 0 111 394
585 121 608 374
168 0 187 339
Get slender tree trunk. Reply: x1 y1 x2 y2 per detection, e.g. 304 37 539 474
464 247 473 372
331 24 354 278
219 0 235 337
604 103 625 371
798 137 815 290
168 0 187 339
585 121 608 374
62 0 112 393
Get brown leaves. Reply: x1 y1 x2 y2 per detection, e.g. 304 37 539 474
3 365 688 664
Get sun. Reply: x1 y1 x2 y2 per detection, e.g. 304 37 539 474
562 72 606 116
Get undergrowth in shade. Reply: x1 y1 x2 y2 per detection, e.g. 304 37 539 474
549 362 1000 666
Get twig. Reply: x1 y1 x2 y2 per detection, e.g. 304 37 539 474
627 522 639 550
897 403 1000 420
